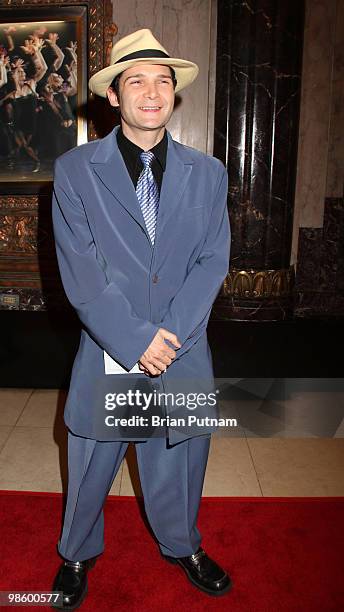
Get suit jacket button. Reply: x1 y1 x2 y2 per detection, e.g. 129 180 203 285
152 273 158 284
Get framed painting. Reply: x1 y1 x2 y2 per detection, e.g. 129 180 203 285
0 12 84 182
0 0 117 310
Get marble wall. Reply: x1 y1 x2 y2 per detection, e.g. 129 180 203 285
294 198 344 316
112 0 216 154
212 0 304 320
292 0 344 316
292 0 344 264
214 0 303 271
326 0 344 197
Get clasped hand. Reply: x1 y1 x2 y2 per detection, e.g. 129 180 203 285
139 328 181 376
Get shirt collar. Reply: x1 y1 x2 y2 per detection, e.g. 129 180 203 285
117 127 167 171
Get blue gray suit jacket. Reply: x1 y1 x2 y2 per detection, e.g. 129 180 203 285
52 125 230 444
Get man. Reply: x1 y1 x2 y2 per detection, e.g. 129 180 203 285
51 29 231 609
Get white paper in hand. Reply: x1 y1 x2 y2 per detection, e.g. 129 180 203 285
103 350 141 375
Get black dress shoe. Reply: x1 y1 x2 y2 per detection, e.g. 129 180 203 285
51 558 96 610
164 547 232 596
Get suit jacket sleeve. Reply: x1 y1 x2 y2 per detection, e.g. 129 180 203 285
52 157 159 370
160 161 230 360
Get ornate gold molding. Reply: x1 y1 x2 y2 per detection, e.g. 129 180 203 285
0 197 39 252
0 196 38 210
222 267 294 298
105 22 118 67
0 214 38 253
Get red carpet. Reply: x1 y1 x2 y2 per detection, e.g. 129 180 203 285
0 492 343 611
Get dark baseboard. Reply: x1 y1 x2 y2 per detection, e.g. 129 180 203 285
0 311 342 388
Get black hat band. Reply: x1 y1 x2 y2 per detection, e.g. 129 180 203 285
114 49 170 64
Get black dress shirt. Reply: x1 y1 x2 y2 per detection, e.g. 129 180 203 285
116 127 167 193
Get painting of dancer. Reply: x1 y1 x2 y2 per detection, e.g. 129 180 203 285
0 18 80 181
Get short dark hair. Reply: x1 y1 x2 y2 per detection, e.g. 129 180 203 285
109 66 177 103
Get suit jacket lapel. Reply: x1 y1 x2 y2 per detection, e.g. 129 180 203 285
157 133 194 234
90 126 150 239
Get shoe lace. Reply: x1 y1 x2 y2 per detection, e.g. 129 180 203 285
190 549 206 563
64 561 85 571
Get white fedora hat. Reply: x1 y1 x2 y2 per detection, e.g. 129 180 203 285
88 28 199 97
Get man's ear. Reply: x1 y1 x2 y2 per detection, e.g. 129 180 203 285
106 87 119 108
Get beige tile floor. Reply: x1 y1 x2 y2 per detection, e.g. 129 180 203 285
0 388 343 496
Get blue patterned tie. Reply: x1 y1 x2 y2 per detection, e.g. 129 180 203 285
136 151 159 245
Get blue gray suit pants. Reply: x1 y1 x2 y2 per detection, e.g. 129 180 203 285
58 432 211 561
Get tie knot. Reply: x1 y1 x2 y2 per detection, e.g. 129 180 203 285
140 151 155 168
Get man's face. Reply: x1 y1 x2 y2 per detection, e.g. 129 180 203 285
106 64 175 137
